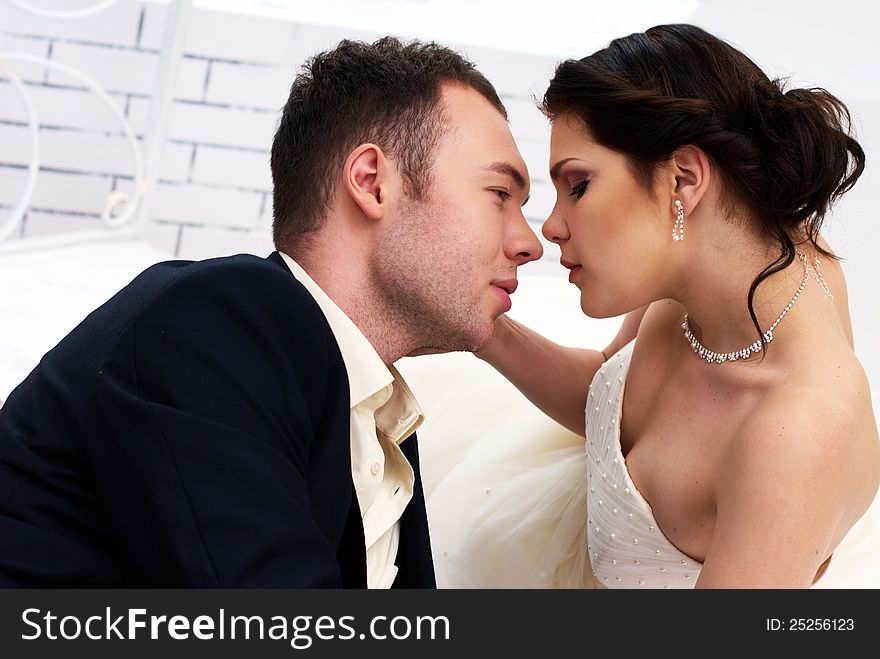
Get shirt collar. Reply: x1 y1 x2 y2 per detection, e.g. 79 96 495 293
375 364 423 443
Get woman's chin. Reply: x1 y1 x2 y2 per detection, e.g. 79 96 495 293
579 294 625 320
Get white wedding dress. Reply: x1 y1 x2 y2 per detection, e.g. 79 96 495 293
426 339 848 588
584 341 701 587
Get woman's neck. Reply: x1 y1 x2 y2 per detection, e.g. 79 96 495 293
670 227 817 357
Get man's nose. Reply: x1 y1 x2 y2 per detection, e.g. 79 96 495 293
507 212 544 265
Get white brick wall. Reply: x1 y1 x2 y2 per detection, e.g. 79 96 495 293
47 41 158 95
20 210 104 239
0 34 51 83
30 170 114 214
191 145 271 190
0 1 562 264
0 1 142 47
205 61 292 109
149 181 263 227
140 3 301 63
165 101 277 150
0 82 129 131
39 128 141 175
0 123 32 167
0 166 28 207
177 223 274 260
461 45 558 101
153 141 194 182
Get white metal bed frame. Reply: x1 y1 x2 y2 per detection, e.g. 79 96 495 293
0 0 193 254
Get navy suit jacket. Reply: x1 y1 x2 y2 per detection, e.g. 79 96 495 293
0 252 435 588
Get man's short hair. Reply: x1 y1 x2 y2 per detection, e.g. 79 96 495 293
270 36 507 252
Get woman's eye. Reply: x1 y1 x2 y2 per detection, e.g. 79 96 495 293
568 180 589 199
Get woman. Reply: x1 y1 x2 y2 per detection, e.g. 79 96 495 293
433 24 880 588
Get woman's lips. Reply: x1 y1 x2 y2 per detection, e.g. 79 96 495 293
560 259 582 284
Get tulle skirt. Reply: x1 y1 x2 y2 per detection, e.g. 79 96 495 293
413 355 599 588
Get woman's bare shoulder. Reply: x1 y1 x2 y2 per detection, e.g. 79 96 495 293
726 366 880 520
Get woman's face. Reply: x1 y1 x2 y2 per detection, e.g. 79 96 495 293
542 114 674 318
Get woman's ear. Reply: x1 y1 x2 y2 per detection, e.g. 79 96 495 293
668 144 711 215
342 143 389 221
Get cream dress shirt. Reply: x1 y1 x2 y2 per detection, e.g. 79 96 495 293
280 254 423 588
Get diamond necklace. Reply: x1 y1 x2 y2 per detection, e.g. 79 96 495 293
681 251 833 364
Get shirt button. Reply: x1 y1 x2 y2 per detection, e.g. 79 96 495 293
370 462 380 476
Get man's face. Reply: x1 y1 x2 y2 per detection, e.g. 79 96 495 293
371 84 543 352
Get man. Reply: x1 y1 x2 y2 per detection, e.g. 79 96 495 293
0 37 541 587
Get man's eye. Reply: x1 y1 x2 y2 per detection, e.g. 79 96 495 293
493 189 511 201
569 180 589 199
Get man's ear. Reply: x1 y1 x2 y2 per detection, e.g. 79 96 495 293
342 143 390 221
666 144 711 216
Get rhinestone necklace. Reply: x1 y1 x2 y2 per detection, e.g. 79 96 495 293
682 251 833 364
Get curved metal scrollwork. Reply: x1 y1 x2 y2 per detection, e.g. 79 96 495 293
0 53 146 242
4 0 122 20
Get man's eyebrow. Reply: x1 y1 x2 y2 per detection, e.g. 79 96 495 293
549 157 579 182
482 162 528 191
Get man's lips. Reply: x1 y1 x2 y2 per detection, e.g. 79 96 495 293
490 278 518 295
490 278 517 313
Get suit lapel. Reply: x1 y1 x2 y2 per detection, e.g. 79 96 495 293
393 433 437 588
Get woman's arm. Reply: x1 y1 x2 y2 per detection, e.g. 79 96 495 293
475 304 649 435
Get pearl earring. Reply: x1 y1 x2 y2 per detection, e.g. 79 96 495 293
672 200 685 242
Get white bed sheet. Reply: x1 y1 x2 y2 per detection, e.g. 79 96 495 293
0 240 173 399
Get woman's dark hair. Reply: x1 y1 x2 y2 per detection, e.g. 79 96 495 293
271 36 506 253
541 24 865 356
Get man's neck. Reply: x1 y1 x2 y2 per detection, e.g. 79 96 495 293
293 250 417 365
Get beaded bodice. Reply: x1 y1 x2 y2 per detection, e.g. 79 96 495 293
586 340 702 588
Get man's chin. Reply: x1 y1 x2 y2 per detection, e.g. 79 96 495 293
466 319 497 353
419 310 494 354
